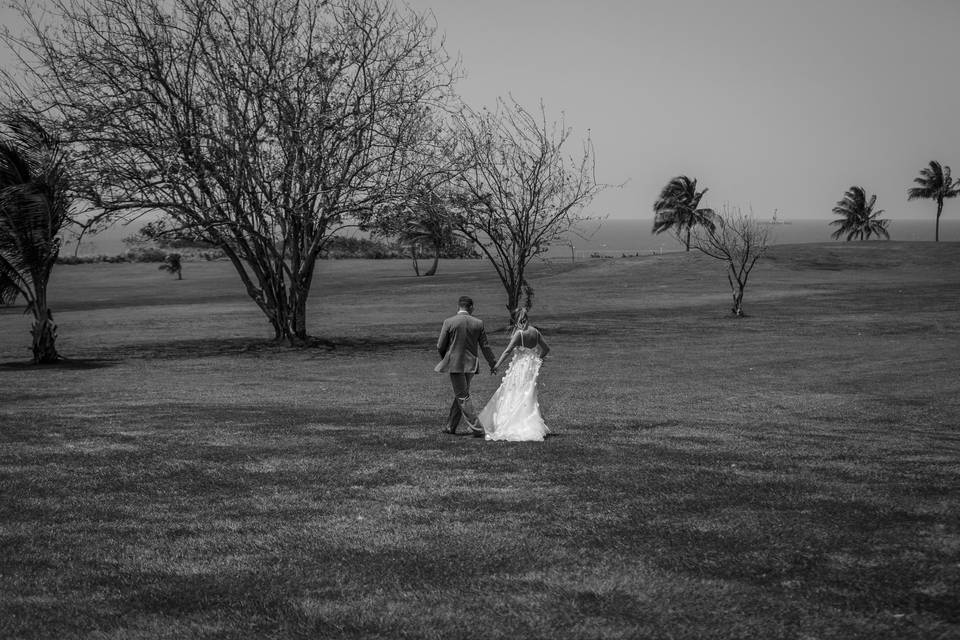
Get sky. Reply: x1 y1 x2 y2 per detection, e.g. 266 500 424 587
2 0 959 222
402 0 960 221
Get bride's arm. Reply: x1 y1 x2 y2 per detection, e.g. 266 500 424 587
537 332 550 360
493 331 521 370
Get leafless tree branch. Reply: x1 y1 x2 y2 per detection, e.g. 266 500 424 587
1 0 460 342
691 204 770 317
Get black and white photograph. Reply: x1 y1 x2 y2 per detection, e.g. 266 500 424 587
1 0 958 638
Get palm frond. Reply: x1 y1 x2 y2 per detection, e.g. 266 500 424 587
831 185 888 241
0 142 34 186
0 268 22 303
907 161 960 200
0 113 72 305
651 175 715 239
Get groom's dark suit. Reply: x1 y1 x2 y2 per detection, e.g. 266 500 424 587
436 310 497 434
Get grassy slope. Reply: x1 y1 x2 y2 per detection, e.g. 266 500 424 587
0 243 958 639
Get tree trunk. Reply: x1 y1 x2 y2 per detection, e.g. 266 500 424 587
685 227 691 251
285 261 315 345
505 275 531 324
506 287 522 324
266 295 310 345
290 294 309 344
423 240 440 276
936 199 943 242
728 269 745 317
410 244 421 276
31 307 59 364
217 246 315 345
268 301 289 343
731 290 744 317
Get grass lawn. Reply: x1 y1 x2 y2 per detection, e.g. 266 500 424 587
1 243 958 639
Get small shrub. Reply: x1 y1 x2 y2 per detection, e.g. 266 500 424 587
158 253 183 279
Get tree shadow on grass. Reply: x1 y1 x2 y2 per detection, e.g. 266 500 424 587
105 334 432 361
0 357 119 371
131 402 443 442
558 447 960 625
307 333 432 354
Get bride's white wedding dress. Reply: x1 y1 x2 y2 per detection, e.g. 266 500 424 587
479 331 549 442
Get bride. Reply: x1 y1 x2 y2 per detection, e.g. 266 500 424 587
479 308 551 441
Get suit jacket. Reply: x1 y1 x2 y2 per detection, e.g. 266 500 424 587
435 312 497 374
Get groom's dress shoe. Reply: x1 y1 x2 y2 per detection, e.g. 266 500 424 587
442 427 456 435
471 429 485 438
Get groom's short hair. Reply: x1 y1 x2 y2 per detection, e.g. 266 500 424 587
458 296 473 308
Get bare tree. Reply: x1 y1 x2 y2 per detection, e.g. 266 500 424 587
450 97 606 322
2 0 458 343
691 204 770 317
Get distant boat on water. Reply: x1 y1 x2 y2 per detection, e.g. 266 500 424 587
763 209 791 225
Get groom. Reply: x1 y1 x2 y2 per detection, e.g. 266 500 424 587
436 296 498 437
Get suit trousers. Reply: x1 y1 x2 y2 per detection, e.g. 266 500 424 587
447 372 479 432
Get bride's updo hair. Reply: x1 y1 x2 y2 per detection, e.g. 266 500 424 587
514 307 529 331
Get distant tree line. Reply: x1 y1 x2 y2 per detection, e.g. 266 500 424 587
124 219 480 263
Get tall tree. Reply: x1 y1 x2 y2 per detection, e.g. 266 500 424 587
450 98 606 322
2 0 457 344
691 205 770 317
652 175 716 251
0 114 73 363
907 161 959 242
830 186 890 241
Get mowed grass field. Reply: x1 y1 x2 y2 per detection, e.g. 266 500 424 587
1 242 958 639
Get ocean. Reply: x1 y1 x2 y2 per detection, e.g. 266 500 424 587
61 217 960 258
552 218 960 258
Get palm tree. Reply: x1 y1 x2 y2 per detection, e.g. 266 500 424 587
830 186 890 241
907 161 959 242
0 114 73 364
652 175 717 251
